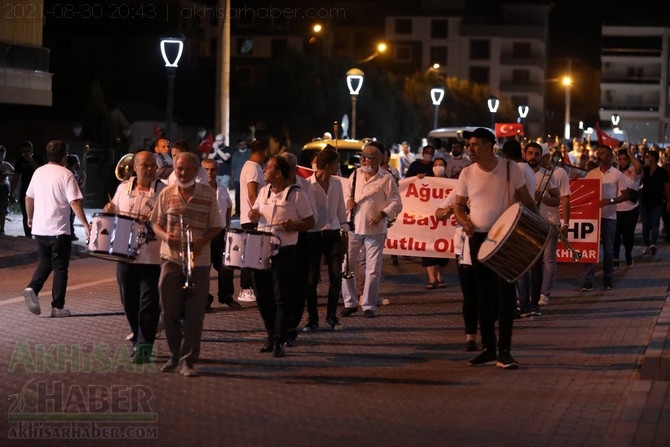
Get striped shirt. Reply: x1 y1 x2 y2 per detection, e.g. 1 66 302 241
151 183 223 266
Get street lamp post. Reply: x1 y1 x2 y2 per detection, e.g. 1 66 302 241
611 113 620 130
346 68 364 139
487 96 499 130
517 105 529 124
431 87 445 129
160 36 184 140
562 75 572 141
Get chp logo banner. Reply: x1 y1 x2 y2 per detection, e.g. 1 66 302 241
557 178 601 263
385 177 458 258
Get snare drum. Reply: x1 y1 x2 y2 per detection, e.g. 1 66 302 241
477 203 550 283
87 213 145 262
223 228 280 270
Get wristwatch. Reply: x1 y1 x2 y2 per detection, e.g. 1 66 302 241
609 198 615 204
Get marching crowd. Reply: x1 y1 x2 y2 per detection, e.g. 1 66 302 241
3 129 670 375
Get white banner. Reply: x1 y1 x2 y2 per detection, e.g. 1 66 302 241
385 177 458 258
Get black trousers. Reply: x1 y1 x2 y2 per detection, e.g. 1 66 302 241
239 222 257 289
469 232 515 353
116 262 161 348
615 208 639 265
28 235 72 309
211 229 235 300
303 230 344 324
457 262 478 335
252 245 297 343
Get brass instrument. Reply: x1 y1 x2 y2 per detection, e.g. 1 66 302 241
341 229 355 279
180 215 195 289
553 224 582 261
115 153 134 181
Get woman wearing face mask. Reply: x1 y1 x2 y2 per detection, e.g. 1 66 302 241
421 158 450 288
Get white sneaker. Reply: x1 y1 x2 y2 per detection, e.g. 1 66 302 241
237 288 256 302
23 287 41 315
538 294 550 306
643 246 650 255
377 298 391 306
51 307 71 318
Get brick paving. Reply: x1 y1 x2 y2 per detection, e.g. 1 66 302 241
0 207 669 446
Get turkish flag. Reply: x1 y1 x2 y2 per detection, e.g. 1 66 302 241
495 123 524 137
594 122 620 147
197 132 214 154
297 165 314 179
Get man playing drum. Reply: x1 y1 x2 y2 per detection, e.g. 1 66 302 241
453 128 538 369
103 151 165 364
248 156 315 358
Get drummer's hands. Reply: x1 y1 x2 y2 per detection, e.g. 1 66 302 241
83 224 90 241
102 202 117 213
248 208 260 222
282 220 298 232
462 219 475 237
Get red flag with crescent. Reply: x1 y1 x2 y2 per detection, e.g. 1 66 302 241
495 123 524 137
594 122 620 147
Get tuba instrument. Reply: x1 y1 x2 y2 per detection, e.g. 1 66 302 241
115 153 135 181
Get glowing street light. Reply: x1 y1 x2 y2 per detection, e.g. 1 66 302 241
487 96 499 129
611 113 621 129
346 68 365 139
160 35 185 140
517 105 529 124
562 75 572 141
431 87 445 129
358 42 387 63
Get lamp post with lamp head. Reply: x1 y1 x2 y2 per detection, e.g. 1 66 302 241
160 35 184 141
431 87 445 129
346 68 364 139
487 96 499 130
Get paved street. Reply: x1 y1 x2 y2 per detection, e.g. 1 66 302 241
0 208 669 446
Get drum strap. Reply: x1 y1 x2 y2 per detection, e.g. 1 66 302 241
506 160 512 209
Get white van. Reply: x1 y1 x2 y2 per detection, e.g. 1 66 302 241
428 126 496 150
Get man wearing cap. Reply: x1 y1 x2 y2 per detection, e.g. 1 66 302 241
453 128 538 369
341 141 402 319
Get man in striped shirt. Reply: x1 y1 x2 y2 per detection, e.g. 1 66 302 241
151 152 223 377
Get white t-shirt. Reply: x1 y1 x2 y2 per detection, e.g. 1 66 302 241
521 162 536 196
110 177 165 264
215 184 233 222
534 168 560 224
239 160 264 225
253 184 313 246
585 165 627 220
454 158 526 232
616 164 641 212
26 163 83 236
446 156 471 179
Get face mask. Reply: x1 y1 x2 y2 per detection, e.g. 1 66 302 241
361 164 374 174
177 180 195 188
238 147 247 153
433 166 445 177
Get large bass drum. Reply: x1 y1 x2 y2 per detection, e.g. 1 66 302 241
87 213 145 262
477 203 550 283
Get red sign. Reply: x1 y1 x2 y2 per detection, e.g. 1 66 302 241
557 178 601 263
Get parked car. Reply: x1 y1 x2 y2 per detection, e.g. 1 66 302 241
300 137 399 177
428 126 496 150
